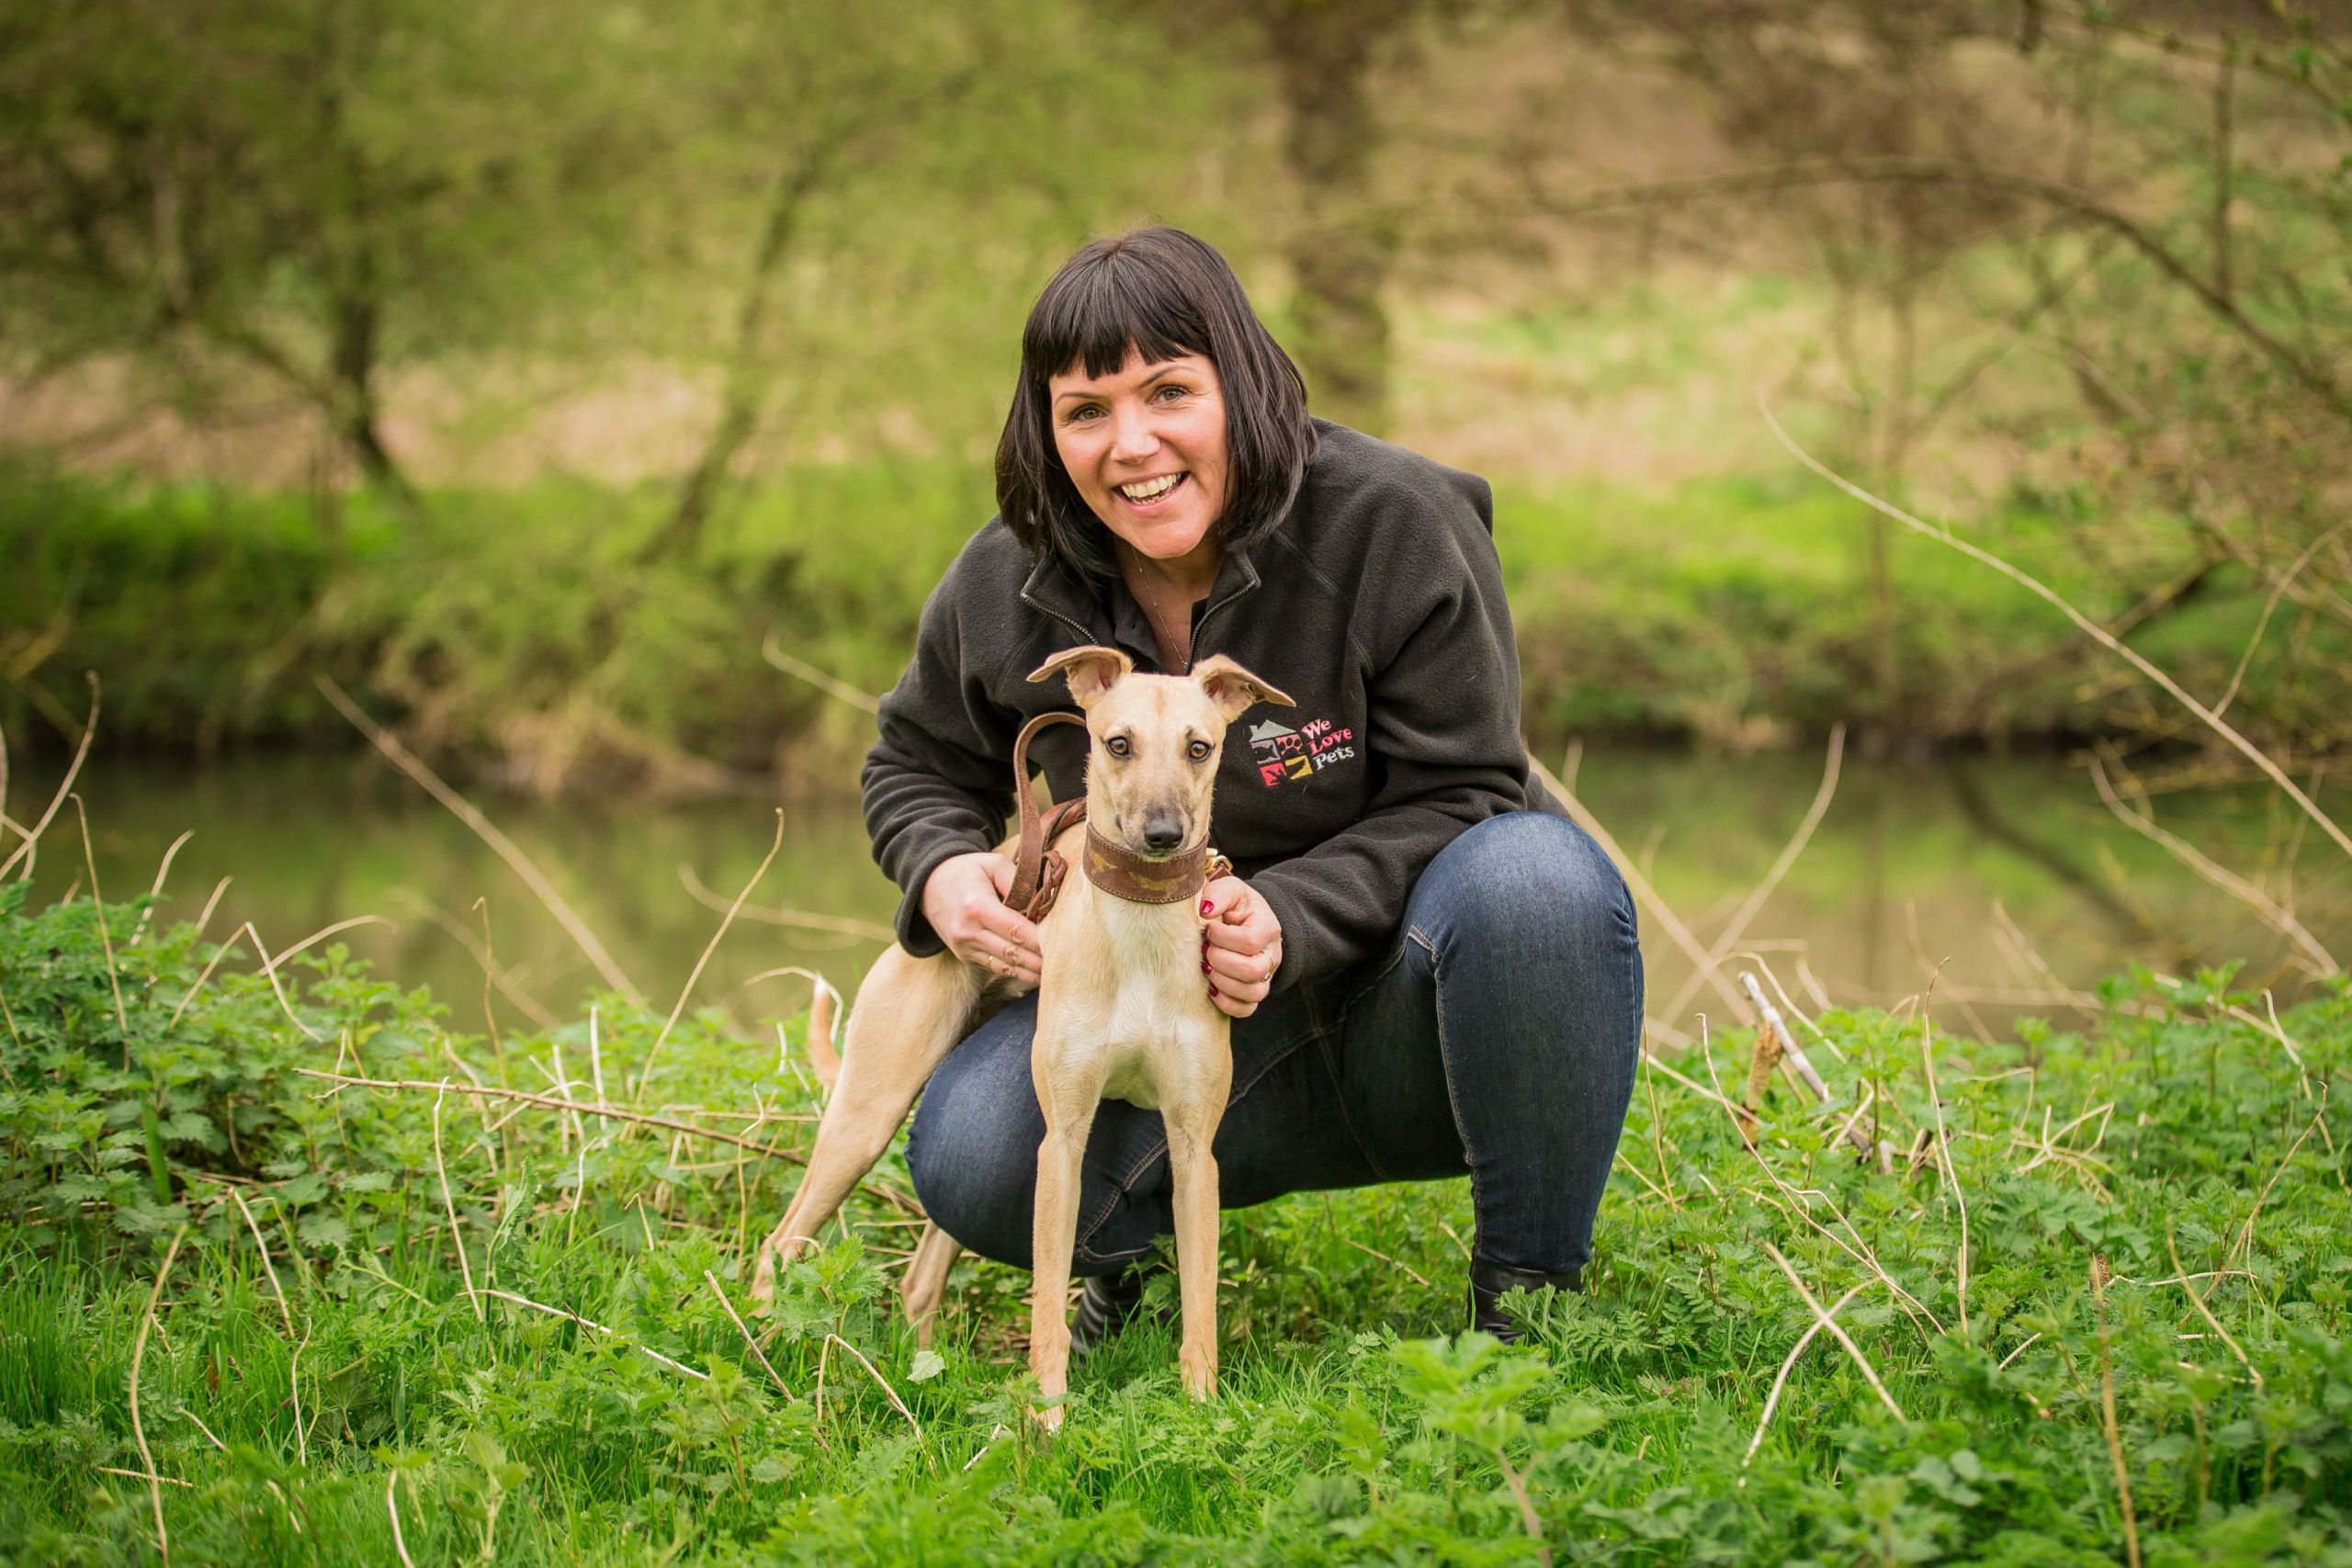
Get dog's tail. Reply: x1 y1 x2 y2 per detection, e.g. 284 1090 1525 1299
805 973 843 1090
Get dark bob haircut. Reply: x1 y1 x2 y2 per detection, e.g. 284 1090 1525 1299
995 226 1317 581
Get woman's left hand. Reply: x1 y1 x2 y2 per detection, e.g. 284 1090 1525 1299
1200 874 1282 1019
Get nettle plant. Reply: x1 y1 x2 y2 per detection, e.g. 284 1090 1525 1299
0 878 437 1256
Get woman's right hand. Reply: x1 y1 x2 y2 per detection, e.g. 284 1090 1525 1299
922 851 1043 986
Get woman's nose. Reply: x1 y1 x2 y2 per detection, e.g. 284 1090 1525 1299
1107 401 1158 463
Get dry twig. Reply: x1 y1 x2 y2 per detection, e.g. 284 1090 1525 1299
1760 1244 1905 1421
0 672 96 882
316 674 642 1001
387 1471 416 1568
684 868 896 942
1665 726 1844 1022
480 1288 707 1380
2090 753 2337 976
824 1332 923 1445
300 1069 807 1162
1744 1282 1870 1469
1528 753 1751 1024
1762 399 2352 872
1919 1015 1971 1338
2165 1228 2260 1387
69 795 129 1034
433 1081 483 1321
636 809 786 1101
130 1225 188 1566
761 634 881 713
2090 1257 2145 1568
704 1269 798 1402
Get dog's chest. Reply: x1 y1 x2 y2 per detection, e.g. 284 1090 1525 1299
1084 897 1216 1111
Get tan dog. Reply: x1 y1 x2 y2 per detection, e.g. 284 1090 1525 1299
749 645 1293 1427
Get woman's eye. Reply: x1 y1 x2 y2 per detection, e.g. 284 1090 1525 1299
1067 404 1102 423
1105 736 1131 758
1155 384 1188 401
1188 739 1212 761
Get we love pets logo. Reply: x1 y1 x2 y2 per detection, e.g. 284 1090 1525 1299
1249 716 1356 788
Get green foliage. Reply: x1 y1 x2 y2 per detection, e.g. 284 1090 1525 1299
4 865 2352 1560
16 455 2351 774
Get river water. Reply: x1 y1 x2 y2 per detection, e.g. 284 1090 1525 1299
17 747 2347 1043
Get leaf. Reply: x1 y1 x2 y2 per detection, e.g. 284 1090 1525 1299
277 1172 331 1205
908 1349 946 1383
161 1110 224 1152
299 1213 352 1249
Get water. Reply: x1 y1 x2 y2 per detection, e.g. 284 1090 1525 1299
14 747 2347 1042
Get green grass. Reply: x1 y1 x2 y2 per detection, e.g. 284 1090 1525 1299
6 848 2352 1562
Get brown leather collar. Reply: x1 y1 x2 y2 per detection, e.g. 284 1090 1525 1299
1002 709 1232 919
1080 828 1231 906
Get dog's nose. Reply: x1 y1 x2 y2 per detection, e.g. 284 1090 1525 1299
1140 816 1186 855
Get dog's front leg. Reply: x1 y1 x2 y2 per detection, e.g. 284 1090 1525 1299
1028 1048 1103 1432
1165 1032 1233 1402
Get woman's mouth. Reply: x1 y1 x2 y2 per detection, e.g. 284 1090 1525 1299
1114 471 1189 511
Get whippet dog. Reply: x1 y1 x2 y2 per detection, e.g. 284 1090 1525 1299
750 645 1293 1427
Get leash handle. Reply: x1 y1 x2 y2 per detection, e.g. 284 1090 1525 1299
1007 710 1087 919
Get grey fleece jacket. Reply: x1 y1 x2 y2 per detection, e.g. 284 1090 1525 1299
860 418 1563 994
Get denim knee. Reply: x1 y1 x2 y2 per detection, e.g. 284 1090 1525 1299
1408 810 1639 964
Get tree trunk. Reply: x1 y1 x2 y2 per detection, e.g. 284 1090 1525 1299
1267 1 1409 435
658 151 831 564
329 243 413 501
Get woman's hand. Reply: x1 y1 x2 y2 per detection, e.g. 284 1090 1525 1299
1200 875 1282 1019
922 852 1043 986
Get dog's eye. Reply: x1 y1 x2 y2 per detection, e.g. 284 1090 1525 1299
1188 739 1212 761
1104 736 1131 758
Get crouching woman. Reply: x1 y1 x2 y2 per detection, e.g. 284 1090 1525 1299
865 226 1645 1343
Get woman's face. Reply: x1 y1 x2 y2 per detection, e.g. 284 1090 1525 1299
1047 346 1229 570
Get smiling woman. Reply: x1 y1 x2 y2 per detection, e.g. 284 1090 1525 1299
863 224 1645 1354
1046 349 1233 669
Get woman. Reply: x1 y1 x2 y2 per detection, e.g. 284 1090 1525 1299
865 226 1643 1344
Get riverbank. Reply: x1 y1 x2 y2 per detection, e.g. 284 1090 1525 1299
6 458 2326 794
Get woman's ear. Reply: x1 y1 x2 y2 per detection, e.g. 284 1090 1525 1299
1192 654 1295 721
1027 644 1134 707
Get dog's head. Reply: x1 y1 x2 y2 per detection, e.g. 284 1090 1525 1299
1027 645 1294 859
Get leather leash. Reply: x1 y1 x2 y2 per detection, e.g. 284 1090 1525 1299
1003 710 1232 920
1005 711 1089 922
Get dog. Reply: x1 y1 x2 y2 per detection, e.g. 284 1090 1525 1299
749 644 1293 1427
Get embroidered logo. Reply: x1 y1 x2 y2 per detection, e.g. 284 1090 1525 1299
1250 716 1355 788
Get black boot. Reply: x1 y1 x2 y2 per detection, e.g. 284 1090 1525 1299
1070 1258 1166 1355
1468 1258 1582 1343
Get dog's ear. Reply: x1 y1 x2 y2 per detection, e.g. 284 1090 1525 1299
1192 655 1295 722
1027 644 1133 708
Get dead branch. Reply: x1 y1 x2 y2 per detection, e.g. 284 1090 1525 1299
298 1069 807 1164
315 675 642 1002
1762 400 2352 874
2088 752 2338 977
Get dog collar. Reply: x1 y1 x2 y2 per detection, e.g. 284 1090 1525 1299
1081 827 1231 906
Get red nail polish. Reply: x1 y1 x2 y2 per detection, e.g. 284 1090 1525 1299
1207 984 1219 997
1200 898 1214 915
1201 958 1212 973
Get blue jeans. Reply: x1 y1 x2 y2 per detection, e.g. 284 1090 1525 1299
903 811 1645 1278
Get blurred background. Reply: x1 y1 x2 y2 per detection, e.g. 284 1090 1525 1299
3 0 2348 1032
